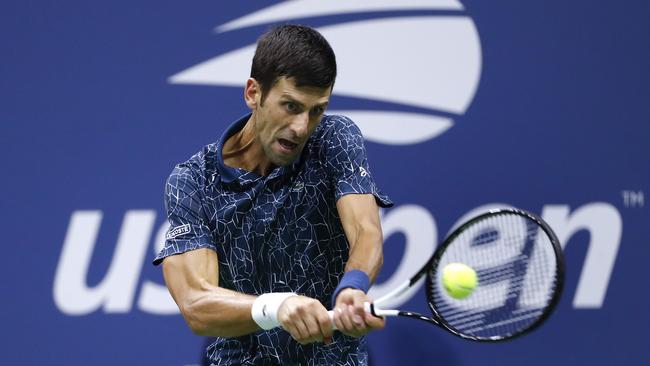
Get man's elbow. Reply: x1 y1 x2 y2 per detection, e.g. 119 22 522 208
180 302 246 338
180 302 211 336
189 322 211 336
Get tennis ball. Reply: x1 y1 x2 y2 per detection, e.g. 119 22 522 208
442 263 478 299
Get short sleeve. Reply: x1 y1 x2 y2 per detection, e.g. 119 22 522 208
153 164 216 265
322 116 393 208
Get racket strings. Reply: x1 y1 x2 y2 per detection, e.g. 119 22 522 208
429 213 560 339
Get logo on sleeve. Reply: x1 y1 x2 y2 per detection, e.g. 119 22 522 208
359 167 368 177
165 224 191 239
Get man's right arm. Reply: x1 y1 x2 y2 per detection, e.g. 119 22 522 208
162 247 258 337
162 247 333 344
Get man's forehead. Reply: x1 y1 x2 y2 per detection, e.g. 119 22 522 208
274 77 331 103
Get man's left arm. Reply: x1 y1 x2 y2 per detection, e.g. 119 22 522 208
333 193 386 336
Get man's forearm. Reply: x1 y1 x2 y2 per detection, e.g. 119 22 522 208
162 249 262 338
344 225 383 282
178 281 260 337
335 194 385 283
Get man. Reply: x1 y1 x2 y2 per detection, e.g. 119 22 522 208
154 24 392 365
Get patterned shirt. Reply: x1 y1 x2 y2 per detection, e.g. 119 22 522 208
154 114 392 365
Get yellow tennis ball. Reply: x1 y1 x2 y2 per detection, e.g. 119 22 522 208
442 263 478 299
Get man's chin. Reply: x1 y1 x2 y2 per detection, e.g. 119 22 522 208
270 147 304 166
270 155 297 167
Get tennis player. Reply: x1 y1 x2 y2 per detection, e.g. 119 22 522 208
154 24 392 365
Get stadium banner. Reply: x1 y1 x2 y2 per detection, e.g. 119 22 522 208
2 1 648 365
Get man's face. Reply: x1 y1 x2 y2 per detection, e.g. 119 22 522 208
251 77 331 167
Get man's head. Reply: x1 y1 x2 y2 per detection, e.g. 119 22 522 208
244 25 337 168
251 24 337 103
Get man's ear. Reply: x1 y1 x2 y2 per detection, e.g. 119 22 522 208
244 78 260 109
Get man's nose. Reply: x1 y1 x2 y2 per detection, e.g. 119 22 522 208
289 111 310 139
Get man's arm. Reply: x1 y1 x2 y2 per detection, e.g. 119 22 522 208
337 194 383 280
333 193 386 336
162 248 258 337
162 248 334 343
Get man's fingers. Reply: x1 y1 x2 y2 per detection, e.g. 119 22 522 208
292 318 311 344
333 307 345 332
332 289 386 337
336 305 364 337
302 314 324 343
283 321 305 344
278 295 338 344
337 305 356 333
347 304 366 330
352 296 366 316
364 311 386 330
317 311 334 344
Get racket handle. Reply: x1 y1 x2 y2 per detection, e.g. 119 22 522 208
327 302 378 330
327 310 337 330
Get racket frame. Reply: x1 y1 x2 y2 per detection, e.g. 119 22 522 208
368 208 565 342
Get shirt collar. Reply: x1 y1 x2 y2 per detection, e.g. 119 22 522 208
216 114 302 187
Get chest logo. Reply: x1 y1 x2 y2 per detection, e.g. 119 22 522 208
291 181 305 192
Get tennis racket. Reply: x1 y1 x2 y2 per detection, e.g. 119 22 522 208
329 208 564 342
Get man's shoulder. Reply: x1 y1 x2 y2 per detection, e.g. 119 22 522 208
310 114 365 152
309 114 364 154
315 114 360 137
168 142 220 188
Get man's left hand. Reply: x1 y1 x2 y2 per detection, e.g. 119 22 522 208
332 288 385 337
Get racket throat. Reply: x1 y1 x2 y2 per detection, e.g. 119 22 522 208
397 310 440 326
367 303 439 326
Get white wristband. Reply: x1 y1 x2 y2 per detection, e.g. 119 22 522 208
251 292 297 330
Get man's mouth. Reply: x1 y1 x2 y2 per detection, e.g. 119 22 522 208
277 138 298 152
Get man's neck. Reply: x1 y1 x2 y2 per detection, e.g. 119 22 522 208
222 115 273 176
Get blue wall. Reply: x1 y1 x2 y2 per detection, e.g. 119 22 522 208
2 1 649 365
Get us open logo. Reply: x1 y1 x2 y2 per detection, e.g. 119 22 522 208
168 0 482 145
53 2 622 317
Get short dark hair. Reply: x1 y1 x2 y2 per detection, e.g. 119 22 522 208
251 24 337 100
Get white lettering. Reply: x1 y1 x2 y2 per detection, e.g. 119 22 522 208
53 210 155 315
541 203 622 308
53 202 624 315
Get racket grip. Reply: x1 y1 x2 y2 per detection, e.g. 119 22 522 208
328 302 373 330
327 310 337 330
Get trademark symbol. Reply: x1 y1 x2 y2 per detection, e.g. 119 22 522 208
622 190 644 208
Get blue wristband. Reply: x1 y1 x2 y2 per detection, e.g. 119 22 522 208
331 270 371 307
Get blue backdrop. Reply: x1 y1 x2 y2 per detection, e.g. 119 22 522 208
2 1 649 365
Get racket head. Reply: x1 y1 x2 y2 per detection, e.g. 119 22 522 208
425 208 564 342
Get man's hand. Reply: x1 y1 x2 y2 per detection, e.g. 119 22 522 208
277 295 333 345
332 288 385 337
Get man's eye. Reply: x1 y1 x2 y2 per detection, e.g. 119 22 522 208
285 102 298 112
312 107 324 116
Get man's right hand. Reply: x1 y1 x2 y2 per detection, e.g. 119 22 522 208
277 295 333 345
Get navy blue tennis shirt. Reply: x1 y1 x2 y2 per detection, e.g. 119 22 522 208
154 114 392 365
